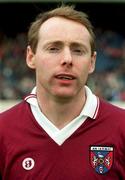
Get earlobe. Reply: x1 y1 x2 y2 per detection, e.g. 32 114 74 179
26 46 36 69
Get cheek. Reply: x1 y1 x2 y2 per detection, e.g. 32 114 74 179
36 52 57 68
35 55 50 71
78 62 91 82
78 60 91 73
81 58 94 74
35 57 54 79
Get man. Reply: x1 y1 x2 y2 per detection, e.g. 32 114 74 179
0 5 125 179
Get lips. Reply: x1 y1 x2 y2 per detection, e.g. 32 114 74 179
55 74 76 80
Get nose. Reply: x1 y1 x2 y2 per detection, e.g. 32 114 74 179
61 47 73 66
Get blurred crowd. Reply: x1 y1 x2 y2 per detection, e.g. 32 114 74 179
1 29 125 101
0 33 35 100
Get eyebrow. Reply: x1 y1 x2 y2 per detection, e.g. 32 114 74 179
44 40 87 48
70 42 86 48
43 41 62 49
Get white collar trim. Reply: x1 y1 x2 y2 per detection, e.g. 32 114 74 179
25 86 99 145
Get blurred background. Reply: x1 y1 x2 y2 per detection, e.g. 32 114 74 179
1 0 125 111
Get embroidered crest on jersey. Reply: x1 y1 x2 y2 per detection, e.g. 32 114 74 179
90 146 113 174
22 157 35 170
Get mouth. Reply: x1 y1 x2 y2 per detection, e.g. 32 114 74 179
55 74 76 80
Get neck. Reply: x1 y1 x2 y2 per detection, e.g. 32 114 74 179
37 88 86 129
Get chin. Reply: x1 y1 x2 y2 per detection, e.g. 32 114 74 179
54 92 75 100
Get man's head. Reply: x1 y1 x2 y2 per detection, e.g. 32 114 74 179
27 5 96 55
26 5 96 100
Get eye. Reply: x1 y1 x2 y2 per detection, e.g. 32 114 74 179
48 47 60 53
73 49 84 55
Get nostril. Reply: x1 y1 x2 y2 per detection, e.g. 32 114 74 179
61 61 72 66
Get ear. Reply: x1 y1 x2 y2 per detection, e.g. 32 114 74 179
26 46 36 69
89 51 97 74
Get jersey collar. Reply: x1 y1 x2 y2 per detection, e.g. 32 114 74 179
25 86 99 145
25 86 99 119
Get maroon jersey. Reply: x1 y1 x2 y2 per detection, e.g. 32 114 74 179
0 99 125 179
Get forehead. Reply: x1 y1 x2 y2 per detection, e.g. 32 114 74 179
38 17 91 44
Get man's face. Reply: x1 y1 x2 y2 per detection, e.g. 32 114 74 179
26 17 96 100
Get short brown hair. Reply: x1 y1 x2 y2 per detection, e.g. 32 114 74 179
28 5 96 54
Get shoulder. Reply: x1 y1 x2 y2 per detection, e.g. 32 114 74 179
0 101 30 125
95 99 125 142
99 98 125 114
98 98 125 125
0 101 33 141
